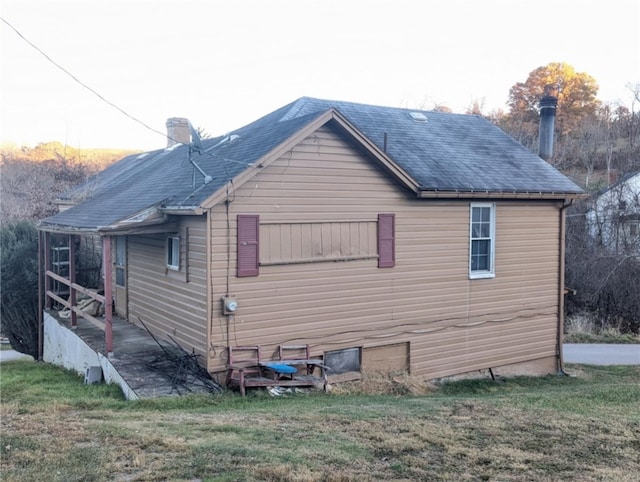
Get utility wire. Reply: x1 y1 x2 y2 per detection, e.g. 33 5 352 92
2 16 256 170
1 16 171 144
0 17 264 179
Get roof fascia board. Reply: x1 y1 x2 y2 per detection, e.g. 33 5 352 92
201 109 420 209
37 225 99 235
37 221 179 236
161 207 204 215
97 222 179 236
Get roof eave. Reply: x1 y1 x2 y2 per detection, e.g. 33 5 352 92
37 223 101 235
160 206 204 215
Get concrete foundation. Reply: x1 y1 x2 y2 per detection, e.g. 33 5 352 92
43 312 139 400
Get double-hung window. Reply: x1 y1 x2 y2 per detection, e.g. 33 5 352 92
167 236 180 270
469 203 495 279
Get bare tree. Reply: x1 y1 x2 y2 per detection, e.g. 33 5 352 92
566 185 640 334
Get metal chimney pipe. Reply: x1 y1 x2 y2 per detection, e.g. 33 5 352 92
538 85 558 161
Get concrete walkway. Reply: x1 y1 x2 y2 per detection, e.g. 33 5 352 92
0 349 34 363
563 343 640 365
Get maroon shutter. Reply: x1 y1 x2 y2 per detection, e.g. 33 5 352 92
237 215 259 277
378 213 395 268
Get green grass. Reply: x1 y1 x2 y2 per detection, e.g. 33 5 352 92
1 359 639 481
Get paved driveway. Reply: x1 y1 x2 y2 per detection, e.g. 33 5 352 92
563 344 640 365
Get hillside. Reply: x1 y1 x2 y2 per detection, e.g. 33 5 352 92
0 142 139 222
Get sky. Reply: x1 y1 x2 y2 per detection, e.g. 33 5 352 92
1 0 639 151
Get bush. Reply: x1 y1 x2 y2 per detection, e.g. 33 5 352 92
0 220 39 357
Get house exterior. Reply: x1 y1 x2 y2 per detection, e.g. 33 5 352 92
38 97 585 383
587 171 640 256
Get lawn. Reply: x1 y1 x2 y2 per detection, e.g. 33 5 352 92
1 360 639 481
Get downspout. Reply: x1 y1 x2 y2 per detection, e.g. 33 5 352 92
557 198 573 375
225 186 232 353
206 210 213 374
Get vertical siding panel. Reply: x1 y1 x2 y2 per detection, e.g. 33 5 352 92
291 224 303 260
281 224 292 261
208 126 562 380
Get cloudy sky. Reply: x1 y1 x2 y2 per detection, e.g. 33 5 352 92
1 0 639 150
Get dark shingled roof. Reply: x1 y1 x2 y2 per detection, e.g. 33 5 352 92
39 96 583 231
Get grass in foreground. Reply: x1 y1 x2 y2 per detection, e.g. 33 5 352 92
1 361 639 481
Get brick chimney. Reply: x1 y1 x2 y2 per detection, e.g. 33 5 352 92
166 117 190 147
538 85 558 161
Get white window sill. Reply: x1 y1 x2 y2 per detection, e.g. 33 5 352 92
469 272 495 280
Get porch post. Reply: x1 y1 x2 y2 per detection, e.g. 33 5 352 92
103 235 113 355
43 232 52 309
38 230 44 361
69 234 77 328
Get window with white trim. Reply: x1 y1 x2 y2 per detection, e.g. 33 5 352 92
469 203 495 278
167 236 180 270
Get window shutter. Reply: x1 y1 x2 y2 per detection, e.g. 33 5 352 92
378 213 395 268
237 215 259 277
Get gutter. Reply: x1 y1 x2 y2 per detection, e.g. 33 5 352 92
417 189 587 200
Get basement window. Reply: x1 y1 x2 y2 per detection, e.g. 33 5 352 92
167 236 180 270
324 348 361 375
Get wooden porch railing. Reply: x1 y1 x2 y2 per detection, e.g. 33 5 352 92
41 232 114 355
45 270 106 330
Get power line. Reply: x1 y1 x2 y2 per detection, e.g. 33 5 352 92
1 16 168 142
2 16 253 170
2 15 262 180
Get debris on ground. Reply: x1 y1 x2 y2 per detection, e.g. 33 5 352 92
138 317 223 395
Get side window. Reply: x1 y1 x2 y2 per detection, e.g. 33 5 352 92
167 236 180 270
469 203 495 279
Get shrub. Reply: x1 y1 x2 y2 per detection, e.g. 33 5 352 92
0 220 39 357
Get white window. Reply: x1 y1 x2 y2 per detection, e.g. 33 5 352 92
167 236 180 270
469 203 495 279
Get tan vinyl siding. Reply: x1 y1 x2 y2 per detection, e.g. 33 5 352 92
208 126 562 379
128 216 207 356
